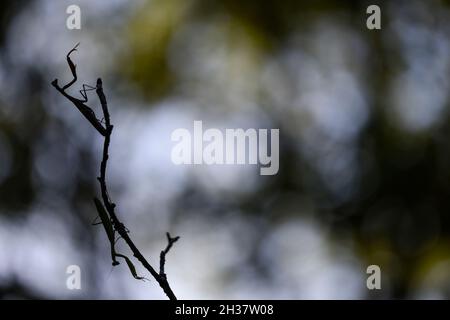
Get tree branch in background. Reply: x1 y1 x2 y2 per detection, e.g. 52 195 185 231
51 44 180 300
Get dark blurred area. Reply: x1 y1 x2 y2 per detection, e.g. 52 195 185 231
0 0 450 299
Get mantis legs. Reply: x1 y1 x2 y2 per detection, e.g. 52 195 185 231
93 198 148 281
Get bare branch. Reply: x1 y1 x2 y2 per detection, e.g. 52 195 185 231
52 44 180 300
160 232 180 279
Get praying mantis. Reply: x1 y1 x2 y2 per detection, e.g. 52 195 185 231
51 43 107 136
93 197 147 281
52 43 180 299
52 43 149 283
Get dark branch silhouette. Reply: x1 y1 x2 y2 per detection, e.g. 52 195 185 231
160 232 180 279
51 44 180 300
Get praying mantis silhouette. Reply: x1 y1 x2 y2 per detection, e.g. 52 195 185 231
52 43 181 299
51 43 107 136
93 197 148 281
52 43 150 281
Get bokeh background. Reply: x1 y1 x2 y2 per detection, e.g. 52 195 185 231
1 0 450 299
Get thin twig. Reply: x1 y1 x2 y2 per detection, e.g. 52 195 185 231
52 44 180 300
160 232 180 279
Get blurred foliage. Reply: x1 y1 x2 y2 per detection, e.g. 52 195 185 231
122 0 190 100
1 0 450 299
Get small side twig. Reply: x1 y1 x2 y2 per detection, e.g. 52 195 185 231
52 44 180 300
160 232 180 279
